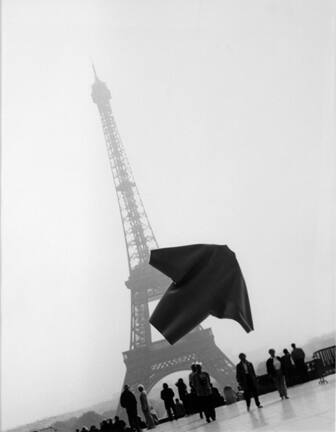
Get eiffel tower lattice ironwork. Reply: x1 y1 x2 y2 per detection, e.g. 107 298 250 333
91 68 237 406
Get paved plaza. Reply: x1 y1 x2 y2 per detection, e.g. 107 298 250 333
157 375 335 432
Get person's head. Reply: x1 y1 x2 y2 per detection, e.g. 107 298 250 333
178 378 183 383
163 383 168 389
124 384 129 391
114 416 119 422
175 398 180 403
283 348 289 355
196 363 202 373
268 349 275 357
138 385 144 392
239 353 246 362
191 363 197 372
291 343 296 349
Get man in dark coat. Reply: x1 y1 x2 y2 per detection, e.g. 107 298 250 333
160 383 177 420
266 349 289 400
236 353 263 411
281 348 295 386
291 343 308 382
120 385 141 431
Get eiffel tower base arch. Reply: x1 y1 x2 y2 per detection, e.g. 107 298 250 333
116 328 237 419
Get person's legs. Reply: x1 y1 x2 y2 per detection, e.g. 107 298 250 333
171 402 178 420
208 395 216 420
196 396 203 418
199 396 210 422
127 410 134 430
244 387 252 411
272 375 281 397
274 373 285 398
165 403 173 420
279 374 288 398
127 409 140 432
250 384 261 407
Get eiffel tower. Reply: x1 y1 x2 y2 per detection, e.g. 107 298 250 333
91 67 237 405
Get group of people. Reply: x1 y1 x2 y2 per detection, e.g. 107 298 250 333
161 369 223 422
236 343 307 411
75 417 130 432
80 342 308 432
119 362 224 430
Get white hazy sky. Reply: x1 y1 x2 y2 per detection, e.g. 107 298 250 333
1 0 335 429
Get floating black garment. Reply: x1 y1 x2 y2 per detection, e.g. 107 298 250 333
149 244 254 345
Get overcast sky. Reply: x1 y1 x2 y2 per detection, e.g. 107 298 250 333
1 0 335 429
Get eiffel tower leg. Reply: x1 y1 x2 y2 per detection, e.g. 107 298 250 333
116 352 152 422
197 343 237 390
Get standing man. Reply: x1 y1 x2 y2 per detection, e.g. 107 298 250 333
281 348 295 386
138 385 155 429
120 384 141 432
189 363 203 418
291 343 308 382
236 353 263 411
160 383 177 421
266 349 289 400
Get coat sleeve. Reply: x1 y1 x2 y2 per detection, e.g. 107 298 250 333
150 244 212 283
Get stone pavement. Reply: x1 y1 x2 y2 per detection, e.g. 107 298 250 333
155 375 335 431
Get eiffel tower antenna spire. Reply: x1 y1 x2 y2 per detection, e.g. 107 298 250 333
92 62 98 80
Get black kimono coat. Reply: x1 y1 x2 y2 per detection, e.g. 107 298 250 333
149 244 253 344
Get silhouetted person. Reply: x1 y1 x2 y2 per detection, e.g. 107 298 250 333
210 384 224 407
190 364 216 423
120 385 141 432
149 405 159 425
138 385 155 429
100 421 109 432
160 383 177 420
189 363 203 418
266 349 289 400
112 417 126 432
175 378 190 415
291 343 308 382
281 348 295 386
106 419 113 432
236 353 263 411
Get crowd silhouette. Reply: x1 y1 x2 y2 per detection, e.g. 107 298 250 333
77 342 313 431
